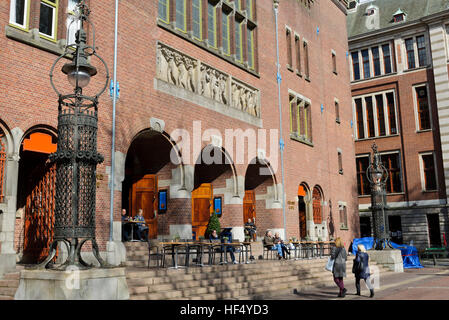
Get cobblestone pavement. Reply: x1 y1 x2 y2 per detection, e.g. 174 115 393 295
268 259 449 300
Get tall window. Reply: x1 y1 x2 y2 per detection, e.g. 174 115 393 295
339 204 348 228
356 156 370 196
353 90 398 139
361 49 370 79
375 94 386 136
335 100 340 123
295 35 301 74
365 96 375 138
382 44 392 74
405 38 416 69
290 96 298 134
246 0 253 20
303 41 310 79
420 153 437 191
416 35 427 67
192 0 202 40
286 29 292 69
290 94 312 144
235 20 243 62
415 85 431 130
158 0 170 23
386 92 397 134
332 51 337 74
221 11 230 55
354 98 365 139
381 153 402 193
338 151 343 174
207 2 217 47
247 28 255 70
10 0 29 29
39 0 58 40
67 0 81 46
175 0 187 32
352 52 360 80
372 47 381 76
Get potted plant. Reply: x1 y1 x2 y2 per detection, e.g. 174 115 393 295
205 213 221 239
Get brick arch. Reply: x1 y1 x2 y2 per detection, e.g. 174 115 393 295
244 157 279 202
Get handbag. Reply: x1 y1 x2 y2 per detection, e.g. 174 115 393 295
325 256 335 272
352 257 364 273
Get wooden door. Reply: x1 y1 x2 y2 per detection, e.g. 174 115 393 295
243 190 256 224
192 183 212 240
312 188 322 224
298 196 307 239
23 163 56 264
131 174 158 239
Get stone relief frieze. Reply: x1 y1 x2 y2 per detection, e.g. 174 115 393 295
157 42 260 118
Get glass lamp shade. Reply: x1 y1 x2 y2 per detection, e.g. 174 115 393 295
62 61 97 89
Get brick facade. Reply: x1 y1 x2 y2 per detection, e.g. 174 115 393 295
0 0 357 269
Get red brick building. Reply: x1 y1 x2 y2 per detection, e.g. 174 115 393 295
348 0 449 249
0 0 356 273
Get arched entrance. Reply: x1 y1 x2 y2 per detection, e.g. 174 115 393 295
298 183 309 239
123 129 177 239
312 186 323 224
17 129 57 264
244 158 278 225
192 145 235 240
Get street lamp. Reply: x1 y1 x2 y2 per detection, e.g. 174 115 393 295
37 1 110 270
366 142 391 250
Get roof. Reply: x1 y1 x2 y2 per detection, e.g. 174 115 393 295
347 0 449 39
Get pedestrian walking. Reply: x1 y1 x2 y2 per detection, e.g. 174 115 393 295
352 244 374 298
331 237 347 297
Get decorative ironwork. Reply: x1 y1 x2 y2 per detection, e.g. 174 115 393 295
366 142 391 250
37 1 110 270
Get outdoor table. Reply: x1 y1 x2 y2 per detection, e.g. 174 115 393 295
124 220 143 242
160 242 188 269
241 242 252 264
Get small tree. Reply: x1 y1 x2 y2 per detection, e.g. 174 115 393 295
205 213 221 239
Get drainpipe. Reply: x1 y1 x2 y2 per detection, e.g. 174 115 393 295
273 0 288 240
109 0 119 242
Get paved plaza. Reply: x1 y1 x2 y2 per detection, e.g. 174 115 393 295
268 259 449 300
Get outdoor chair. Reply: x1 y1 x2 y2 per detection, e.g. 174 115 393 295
263 240 277 260
148 239 163 268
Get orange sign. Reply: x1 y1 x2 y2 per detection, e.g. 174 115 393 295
23 132 57 154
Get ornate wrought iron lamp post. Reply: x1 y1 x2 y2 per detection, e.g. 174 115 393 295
366 142 392 250
37 1 110 270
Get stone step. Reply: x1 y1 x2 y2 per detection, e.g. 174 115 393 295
0 295 14 300
0 287 17 296
0 279 19 288
2 272 20 280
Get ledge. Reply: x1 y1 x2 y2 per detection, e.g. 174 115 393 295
5 25 67 57
290 133 314 147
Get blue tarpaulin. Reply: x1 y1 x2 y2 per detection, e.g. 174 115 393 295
351 237 424 269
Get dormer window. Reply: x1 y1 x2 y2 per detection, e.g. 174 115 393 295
393 9 406 23
366 8 375 16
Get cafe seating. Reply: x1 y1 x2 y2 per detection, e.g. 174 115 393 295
262 240 278 260
148 239 163 268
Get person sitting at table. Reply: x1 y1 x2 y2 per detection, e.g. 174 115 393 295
244 218 257 241
209 229 237 264
134 209 149 242
263 230 281 259
121 208 130 242
274 232 290 259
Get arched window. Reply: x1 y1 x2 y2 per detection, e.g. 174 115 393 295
312 186 323 224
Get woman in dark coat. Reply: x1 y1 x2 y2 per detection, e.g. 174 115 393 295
331 237 347 297
353 244 374 297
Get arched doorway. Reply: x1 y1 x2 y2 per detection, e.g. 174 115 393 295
192 145 235 240
17 129 57 264
244 158 277 225
298 183 309 239
123 129 176 239
312 186 323 225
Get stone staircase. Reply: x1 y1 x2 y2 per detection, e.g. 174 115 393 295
124 242 393 300
0 266 23 300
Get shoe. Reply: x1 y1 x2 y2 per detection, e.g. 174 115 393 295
233 261 238 264
341 288 347 298
278 254 282 260
356 291 360 296
369 289 374 298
